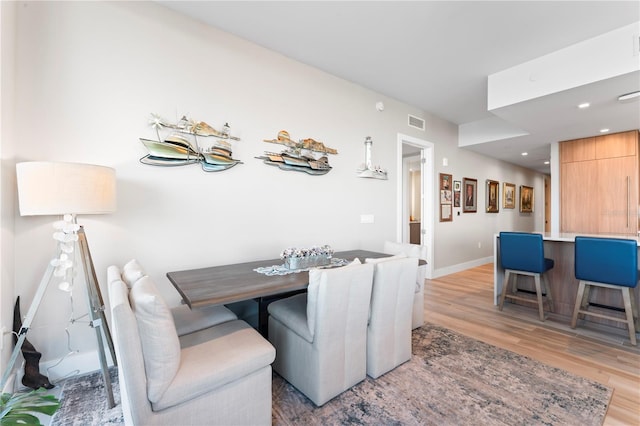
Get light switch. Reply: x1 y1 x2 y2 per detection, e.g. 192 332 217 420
360 214 375 224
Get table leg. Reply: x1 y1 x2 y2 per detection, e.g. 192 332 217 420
258 297 270 338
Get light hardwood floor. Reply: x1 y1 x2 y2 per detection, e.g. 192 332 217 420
425 263 640 426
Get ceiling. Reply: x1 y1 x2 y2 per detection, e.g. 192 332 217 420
157 1 640 174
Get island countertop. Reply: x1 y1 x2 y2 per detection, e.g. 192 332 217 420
537 232 640 244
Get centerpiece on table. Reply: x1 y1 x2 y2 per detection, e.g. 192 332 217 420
280 245 334 270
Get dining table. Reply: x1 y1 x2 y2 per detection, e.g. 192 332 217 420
166 249 390 337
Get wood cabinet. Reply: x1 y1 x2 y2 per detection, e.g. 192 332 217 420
560 136 595 163
561 160 599 233
560 130 639 235
410 222 421 244
595 130 636 159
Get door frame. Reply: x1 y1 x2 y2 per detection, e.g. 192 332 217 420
396 133 434 279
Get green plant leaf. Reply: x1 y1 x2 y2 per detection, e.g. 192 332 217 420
1 412 42 425
0 389 59 426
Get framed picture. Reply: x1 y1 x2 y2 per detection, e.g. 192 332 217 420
486 180 499 213
440 204 452 222
439 173 452 222
440 173 452 191
503 182 516 209
462 177 477 213
520 185 534 213
453 180 461 207
440 190 452 204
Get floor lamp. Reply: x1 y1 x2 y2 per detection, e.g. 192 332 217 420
1 161 117 408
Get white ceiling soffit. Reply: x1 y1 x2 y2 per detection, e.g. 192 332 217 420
488 23 639 111
459 117 529 147
461 22 640 152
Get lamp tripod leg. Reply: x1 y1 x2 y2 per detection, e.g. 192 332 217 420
78 227 116 408
0 264 55 393
89 316 115 408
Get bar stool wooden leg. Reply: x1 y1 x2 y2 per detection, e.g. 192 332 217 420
630 288 639 330
581 284 592 320
621 287 637 346
511 273 518 294
499 270 511 311
543 274 553 313
534 273 544 321
577 281 591 322
571 281 587 329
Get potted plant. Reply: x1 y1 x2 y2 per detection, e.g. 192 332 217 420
0 388 59 425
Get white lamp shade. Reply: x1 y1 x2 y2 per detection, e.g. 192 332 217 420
16 162 116 216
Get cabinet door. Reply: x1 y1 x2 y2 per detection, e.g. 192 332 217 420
409 222 421 245
595 131 638 159
561 161 599 233
597 156 638 234
560 137 595 163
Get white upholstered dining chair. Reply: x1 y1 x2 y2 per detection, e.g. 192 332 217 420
383 241 427 329
365 255 418 378
267 259 374 406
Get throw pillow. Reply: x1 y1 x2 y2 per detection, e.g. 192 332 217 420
107 265 123 285
122 259 145 288
129 276 180 402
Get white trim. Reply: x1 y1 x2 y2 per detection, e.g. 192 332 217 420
397 133 434 279
433 256 494 279
37 349 113 385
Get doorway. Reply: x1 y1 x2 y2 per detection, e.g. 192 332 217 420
396 134 434 279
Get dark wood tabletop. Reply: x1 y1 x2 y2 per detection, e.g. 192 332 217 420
166 249 390 309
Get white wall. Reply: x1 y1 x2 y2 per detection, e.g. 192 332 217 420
2 1 543 377
431 129 545 276
0 1 17 386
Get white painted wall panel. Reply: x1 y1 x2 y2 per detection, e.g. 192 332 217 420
4 1 542 375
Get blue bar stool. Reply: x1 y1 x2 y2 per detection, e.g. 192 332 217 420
572 236 639 346
498 232 554 321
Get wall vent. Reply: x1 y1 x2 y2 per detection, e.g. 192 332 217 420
408 114 425 131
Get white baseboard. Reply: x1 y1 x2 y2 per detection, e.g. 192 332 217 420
432 256 493 279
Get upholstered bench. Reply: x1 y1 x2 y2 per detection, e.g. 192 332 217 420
108 262 275 425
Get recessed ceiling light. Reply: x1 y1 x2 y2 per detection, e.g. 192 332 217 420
618 91 640 101
577 102 590 109
544 161 550 165
600 128 610 133
521 152 528 156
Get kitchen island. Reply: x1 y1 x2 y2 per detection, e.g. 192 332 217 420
494 232 640 332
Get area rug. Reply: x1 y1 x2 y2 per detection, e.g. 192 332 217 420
273 324 612 425
50 324 612 425
50 367 123 426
